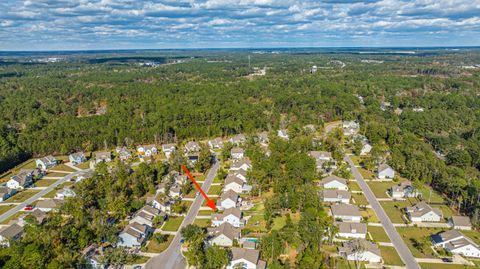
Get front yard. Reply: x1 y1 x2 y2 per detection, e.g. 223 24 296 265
207 185 223 195
7 189 41 203
162 216 185 232
396 227 446 258
34 179 58 187
380 200 412 223
379 246 404 266
193 218 211 228
368 226 391 242
367 181 397 198
0 205 15 215
145 234 174 253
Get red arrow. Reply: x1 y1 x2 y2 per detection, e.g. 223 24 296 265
181 165 216 211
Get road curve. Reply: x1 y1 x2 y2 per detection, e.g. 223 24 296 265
344 155 421 269
145 159 220 269
0 169 92 223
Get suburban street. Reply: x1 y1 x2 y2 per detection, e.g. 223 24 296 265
0 169 92 223
145 158 221 269
344 155 421 269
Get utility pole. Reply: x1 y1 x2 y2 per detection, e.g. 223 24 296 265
248 55 251 70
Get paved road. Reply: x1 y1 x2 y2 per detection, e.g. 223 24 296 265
344 155 421 269
0 169 92 223
145 159 220 269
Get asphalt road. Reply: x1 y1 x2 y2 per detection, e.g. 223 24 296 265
0 169 92 223
344 155 421 269
145 159 220 269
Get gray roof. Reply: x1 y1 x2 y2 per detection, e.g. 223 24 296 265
0 187 12 195
230 158 252 169
95 151 111 160
225 173 244 186
185 141 200 151
450 216 472 227
433 229 465 243
37 199 63 209
331 204 361 217
231 147 244 154
321 175 347 186
445 238 478 251
323 189 351 200
130 222 148 234
231 134 246 143
338 222 367 234
0 223 23 239
69 152 85 159
309 151 332 159
208 222 240 240
213 207 242 221
231 247 259 264
220 189 239 202
162 144 176 151
378 163 393 172
407 202 442 218
209 138 224 147
340 239 381 257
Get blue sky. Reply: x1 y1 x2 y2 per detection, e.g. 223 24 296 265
0 0 479 50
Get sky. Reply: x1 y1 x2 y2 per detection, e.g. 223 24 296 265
0 0 480 51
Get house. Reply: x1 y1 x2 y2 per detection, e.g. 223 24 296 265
243 240 257 250
337 222 367 239
339 239 382 263
231 147 245 159
227 247 267 269
378 164 395 179
208 222 241 247
95 151 112 164
432 230 480 258
406 202 443 222
323 190 351 204
218 190 240 210
36 199 63 212
224 174 244 193
117 222 149 248
69 152 86 165
449 216 472 230
342 121 360 136
277 129 289 140
230 134 247 145
137 144 158 157
185 141 201 152
7 170 34 189
81 244 106 269
18 209 47 225
55 187 76 199
389 181 421 199
132 205 162 227
0 224 23 247
331 204 362 223
36 155 57 170
360 143 372 155
187 152 200 165
208 138 224 149
303 124 316 133
0 187 16 202
320 175 348 190
212 207 243 228
169 184 182 198
230 158 252 172
309 151 335 172
74 170 94 182
161 143 176 159
116 147 132 161
152 194 171 213
257 132 269 145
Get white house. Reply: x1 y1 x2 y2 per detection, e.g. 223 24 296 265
224 174 244 193
257 132 269 145
161 143 176 159
406 202 443 222
117 222 149 248
230 134 247 145
69 152 86 165
152 194 171 213
212 207 243 228
7 170 34 189
277 129 289 140
432 230 480 258
185 141 201 152
331 204 362 223
389 181 421 199
0 187 16 202
208 222 241 247
137 144 158 157
94 151 112 164
81 244 106 269
208 138 224 149
132 205 162 227
231 147 245 160
339 239 382 263
378 164 395 179
227 247 267 269
449 216 472 231
320 175 348 190
360 143 372 155
230 158 252 172
169 184 182 198
36 199 63 212
218 190 240 210
232 169 248 182
0 224 23 247
323 190 351 204
55 187 76 199
36 155 57 170
342 121 360 136
337 222 367 239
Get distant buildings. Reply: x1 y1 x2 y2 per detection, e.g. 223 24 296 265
36 155 57 170
208 138 224 149
94 151 112 164
161 144 176 159
69 152 86 165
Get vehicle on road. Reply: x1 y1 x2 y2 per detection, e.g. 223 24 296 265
24 205 34 211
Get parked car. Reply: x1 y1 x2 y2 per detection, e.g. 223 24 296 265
24 205 34 211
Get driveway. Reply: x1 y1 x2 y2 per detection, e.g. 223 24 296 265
145 159 220 269
344 155 421 269
0 169 92 223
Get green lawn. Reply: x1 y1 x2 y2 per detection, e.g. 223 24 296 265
75 162 90 170
8 189 41 203
180 200 193 210
125 255 150 265
207 185 223 195
335 259 366 269
162 216 185 232
417 186 446 204
1 212 25 224
380 246 404 266
420 263 478 269
367 181 396 198
45 172 68 178
193 218 211 228
52 164 76 172
194 175 206 182
213 176 224 183
360 208 379 223
35 179 58 187
145 234 174 253
271 216 287 230
396 227 447 258
348 181 361 191
368 226 391 242
16 159 38 170
197 210 212 216
245 214 267 232
460 230 480 245
380 201 411 223
184 190 197 199
0 205 15 215
358 168 375 180
437 205 455 219
352 193 368 205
